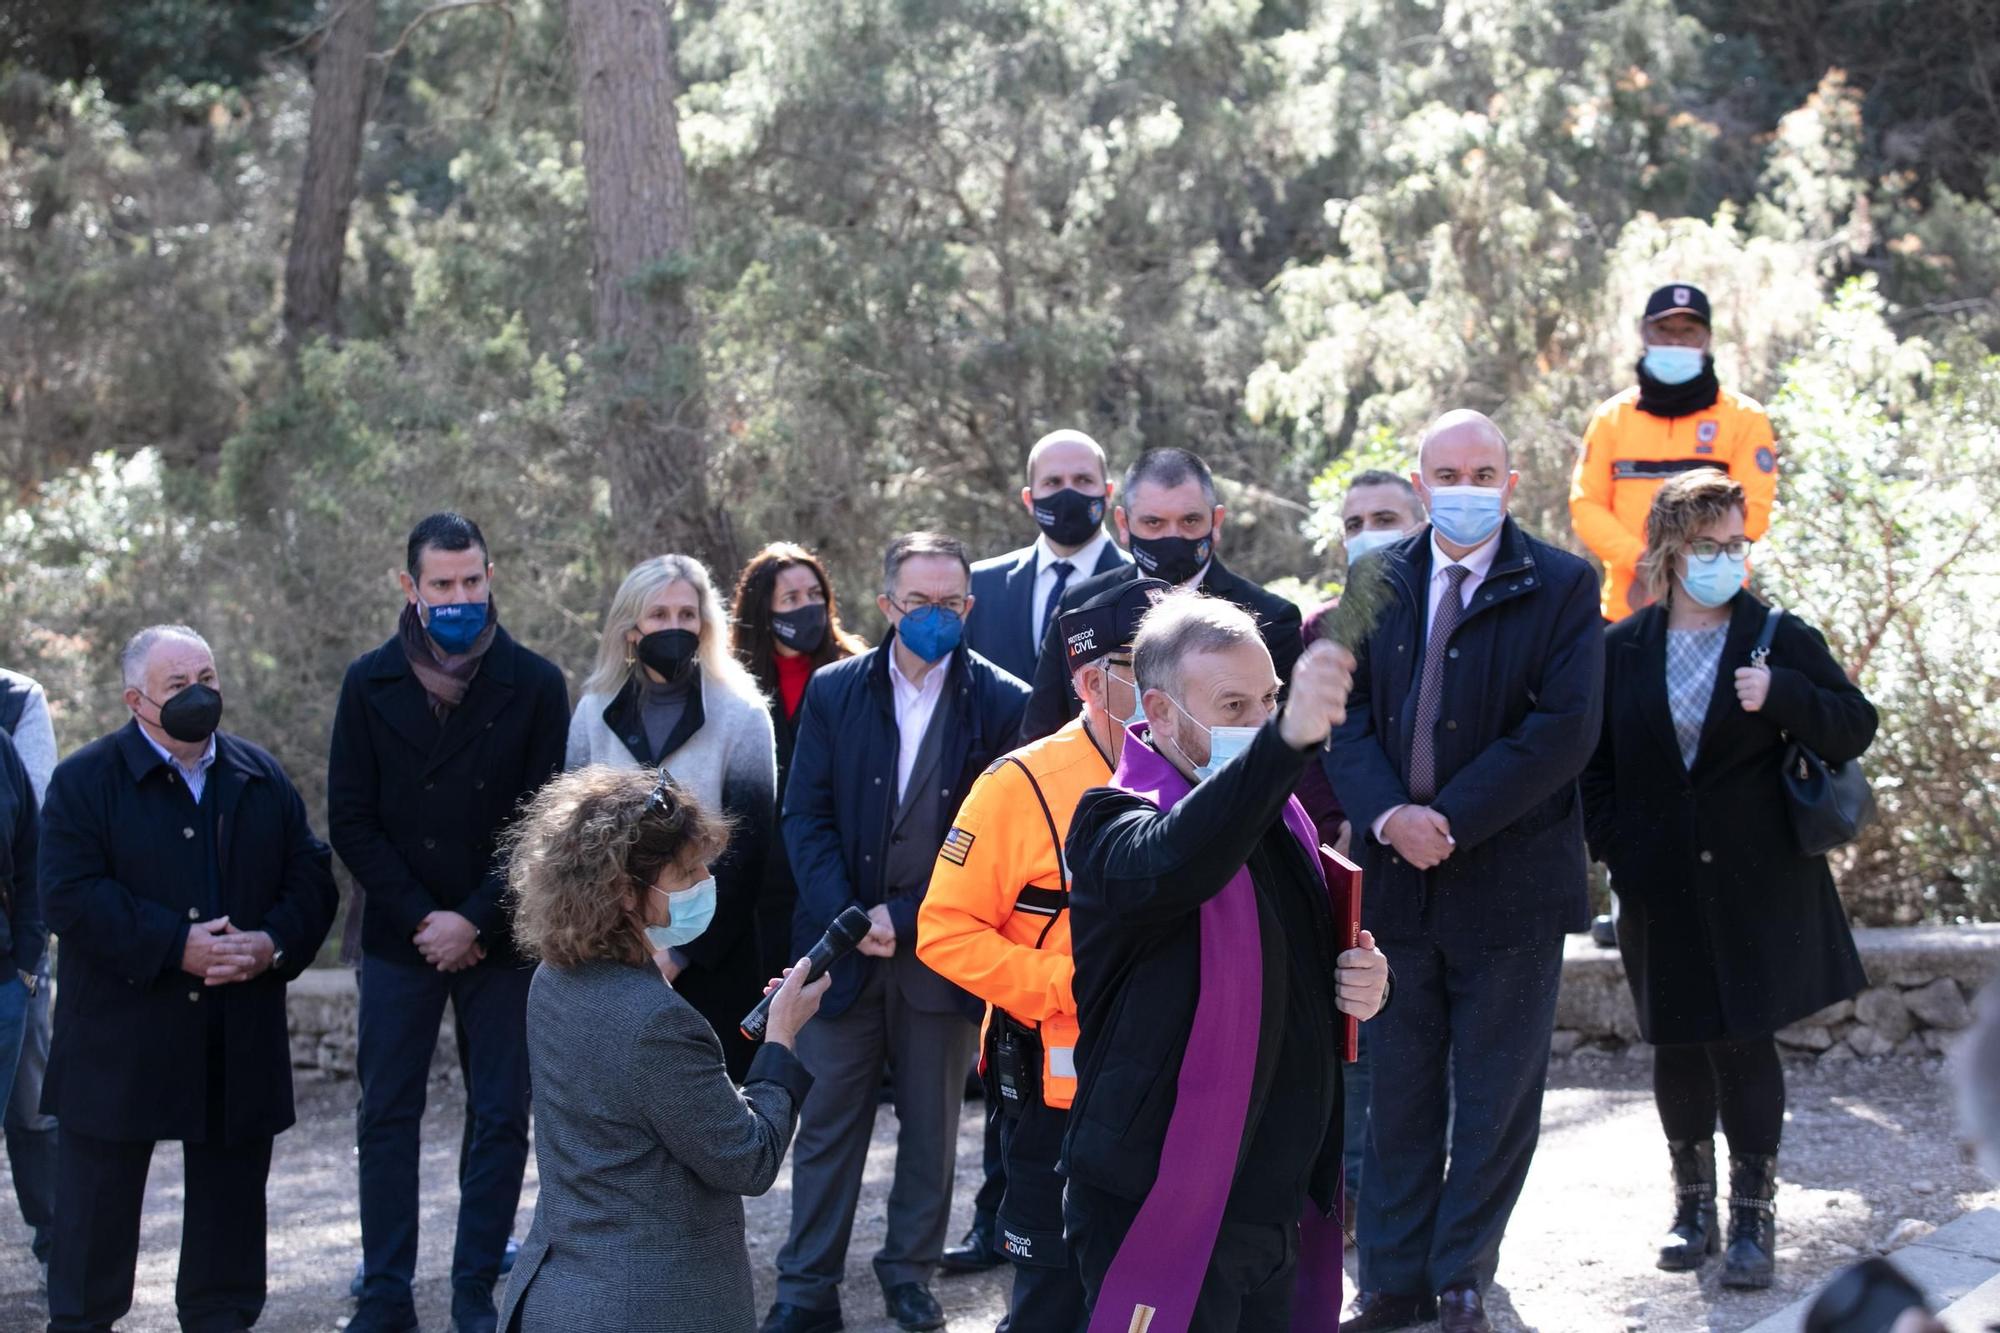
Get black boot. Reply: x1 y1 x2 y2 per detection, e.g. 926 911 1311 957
1722 1153 1778 1289
1656 1138 1718 1271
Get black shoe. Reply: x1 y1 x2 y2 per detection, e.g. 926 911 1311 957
883 1283 946 1332
938 1213 1004 1274
1722 1152 1778 1289
1590 913 1618 948
451 1279 499 1333
1436 1284 1492 1333
1339 1290 1437 1332
346 1302 421 1333
1657 1137 1720 1271
759 1303 844 1333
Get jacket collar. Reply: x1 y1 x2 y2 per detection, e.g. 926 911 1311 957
602 668 708 766
1624 591 1766 773
115 718 261 786
1385 517 1538 613
368 620 520 687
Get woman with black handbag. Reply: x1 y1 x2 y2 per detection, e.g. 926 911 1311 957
1582 470 1877 1290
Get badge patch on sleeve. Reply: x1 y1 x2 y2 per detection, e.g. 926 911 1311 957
1756 446 1776 473
940 827 976 866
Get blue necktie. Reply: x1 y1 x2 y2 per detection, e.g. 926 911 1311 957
1040 560 1075 649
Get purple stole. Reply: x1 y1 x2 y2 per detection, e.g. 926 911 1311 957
1088 735 1345 1333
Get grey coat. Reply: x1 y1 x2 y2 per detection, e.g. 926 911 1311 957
499 959 814 1333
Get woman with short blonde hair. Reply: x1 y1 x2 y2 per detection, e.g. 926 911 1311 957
568 554 779 1081
498 765 826 1333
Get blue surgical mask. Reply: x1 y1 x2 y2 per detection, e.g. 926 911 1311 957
1643 344 1706 386
1679 552 1747 608
1425 485 1506 548
644 877 718 951
896 604 963 663
422 598 489 655
1163 694 1258 782
1343 528 1405 567
1108 668 1146 730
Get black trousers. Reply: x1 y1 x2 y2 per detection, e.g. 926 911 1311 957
1653 1036 1786 1155
47 1127 273 1333
997 1097 1085 1333
1068 1181 1298 1333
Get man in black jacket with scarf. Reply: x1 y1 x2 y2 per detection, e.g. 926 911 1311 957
329 513 570 1333
1328 411 1604 1333
40 624 337 1332
1063 593 1388 1332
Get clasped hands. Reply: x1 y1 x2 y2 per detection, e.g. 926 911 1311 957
414 909 483 972
181 917 276 986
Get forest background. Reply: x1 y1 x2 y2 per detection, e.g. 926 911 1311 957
1 0 1996 937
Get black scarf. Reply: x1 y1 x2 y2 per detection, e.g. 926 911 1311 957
1636 355 1721 419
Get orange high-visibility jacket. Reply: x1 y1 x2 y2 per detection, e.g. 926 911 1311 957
1570 385 1778 620
916 716 1113 1109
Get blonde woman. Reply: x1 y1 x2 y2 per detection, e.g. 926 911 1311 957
569 555 778 1080
1582 471 1875 1290
497 765 827 1333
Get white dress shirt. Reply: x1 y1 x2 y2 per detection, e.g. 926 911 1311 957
1031 531 1112 637
890 649 953 802
142 728 218 804
1372 529 1503 842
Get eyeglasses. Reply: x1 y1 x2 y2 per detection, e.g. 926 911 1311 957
891 594 968 616
1687 538 1752 562
645 766 672 813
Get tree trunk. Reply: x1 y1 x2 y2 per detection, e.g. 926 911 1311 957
566 0 729 570
281 0 377 352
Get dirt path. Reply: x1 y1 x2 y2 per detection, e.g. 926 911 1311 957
0 1055 1983 1332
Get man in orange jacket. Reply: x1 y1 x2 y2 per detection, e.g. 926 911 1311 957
917 576 1169 1333
1571 283 1778 621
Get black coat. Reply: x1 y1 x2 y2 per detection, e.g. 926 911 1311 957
1582 594 1875 1043
1325 520 1604 945
39 724 338 1142
327 625 570 968
0 730 43 976
755 693 805 979
781 632 1029 1019
1019 555 1305 743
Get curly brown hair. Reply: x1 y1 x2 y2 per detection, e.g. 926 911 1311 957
505 765 732 969
1636 470 1748 607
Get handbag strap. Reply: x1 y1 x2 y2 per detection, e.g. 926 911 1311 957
1751 606 1783 668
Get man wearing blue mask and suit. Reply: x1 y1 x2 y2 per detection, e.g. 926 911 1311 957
1328 412 1604 1333
965 429 1132 684
765 532 1030 1333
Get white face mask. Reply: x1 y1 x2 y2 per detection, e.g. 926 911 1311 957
1159 693 1258 782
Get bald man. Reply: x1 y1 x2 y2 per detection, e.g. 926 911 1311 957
1326 412 1604 1333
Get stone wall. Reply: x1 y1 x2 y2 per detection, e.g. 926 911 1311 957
1551 925 1999 1061
284 925 2000 1078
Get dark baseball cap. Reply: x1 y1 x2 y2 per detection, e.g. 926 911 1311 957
1060 578 1171 672
1644 283 1711 326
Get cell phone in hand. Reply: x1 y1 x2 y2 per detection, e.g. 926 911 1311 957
1804 1258 1929 1333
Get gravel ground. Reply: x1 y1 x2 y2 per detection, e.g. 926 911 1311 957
0 1054 1986 1332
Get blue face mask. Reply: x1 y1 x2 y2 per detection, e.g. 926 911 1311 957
1425 485 1506 548
1343 528 1405 567
896 604 964 663
423 599 489 655
1643 344 1706 386
1679 552 1747 608
1163 694 1258 782
1107 667 1146 730
643 877 718 951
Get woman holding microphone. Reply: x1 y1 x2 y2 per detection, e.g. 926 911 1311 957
497 765 827 1333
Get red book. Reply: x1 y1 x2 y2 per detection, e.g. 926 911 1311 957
1319 845 1364 1063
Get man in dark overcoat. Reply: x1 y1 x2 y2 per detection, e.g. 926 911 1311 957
39 624 338 1332
328 513 570 1333
1326 411 1604 1333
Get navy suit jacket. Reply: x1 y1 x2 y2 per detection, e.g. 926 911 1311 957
780 631 1028 1019
965 537 1130 683
1324 518 1604 945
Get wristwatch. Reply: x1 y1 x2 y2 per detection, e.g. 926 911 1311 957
270 946 286 971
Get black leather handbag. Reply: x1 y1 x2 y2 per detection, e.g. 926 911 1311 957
1751 608 1876 856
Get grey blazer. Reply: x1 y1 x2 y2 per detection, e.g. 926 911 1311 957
499 959 814 1333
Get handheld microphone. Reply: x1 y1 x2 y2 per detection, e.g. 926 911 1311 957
740 905 873 1042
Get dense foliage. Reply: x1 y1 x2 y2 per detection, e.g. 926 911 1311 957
2 0 1995 926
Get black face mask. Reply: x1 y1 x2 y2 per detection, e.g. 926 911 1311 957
636 629 700 683
771 603 829 655
1128 531 1213 586
1033 488 1108 548
148 683 224 744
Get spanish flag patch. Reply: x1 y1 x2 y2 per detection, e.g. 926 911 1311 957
940 826 976 866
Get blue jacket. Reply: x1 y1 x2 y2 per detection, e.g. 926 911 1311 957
40 723 338 1141
0 731 42 979
782 631 1029 1019
966 538 1130 682
1325 519 1603 945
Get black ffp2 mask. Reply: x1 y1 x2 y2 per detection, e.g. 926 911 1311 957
771 604 829 655
1128 531 1213 586
1033 488 1108 548
637 629 700 683
149 683 224 744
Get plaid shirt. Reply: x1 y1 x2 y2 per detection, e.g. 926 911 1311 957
1665 624 1728 770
